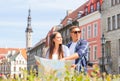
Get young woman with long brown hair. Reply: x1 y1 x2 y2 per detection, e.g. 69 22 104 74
46 32 70 60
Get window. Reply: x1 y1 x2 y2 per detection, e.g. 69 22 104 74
19 74 21 78
78 11 82 18
19 60 21 64
87 25 91 39
119 39 120 56
67 18 72 25
113 0 120 5
4 66 6 71
111 0 113 6
93 46 97 60
90 4 94 13
66 29 69 36
19 67 21 71
111 0 115 6
78 13 81 18
117 14 120 28
82 28 86 39
115 0 117 4
1 65 3 71
62 31 65 37
112 15 116 30
0 65 1 71
119 66 120 74
14 67 16 72
93 23 98 37
88 47 91 60
24 67 26 70
97 1 100 10
85 8 88 15
108 17 111 31
105 41 111 57
22 61 24 64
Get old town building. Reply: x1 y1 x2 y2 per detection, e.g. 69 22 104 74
58 0 103 73
0 48 27 78
101 0 120 74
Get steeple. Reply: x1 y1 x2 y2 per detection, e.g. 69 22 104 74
25 9 33 32
25 9 33 50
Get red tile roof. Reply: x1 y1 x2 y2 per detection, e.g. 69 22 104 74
61 1 89 26
0 48 27 60
21 48 27 60
0 48 19 54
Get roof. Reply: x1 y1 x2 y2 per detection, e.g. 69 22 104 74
9 53 19 61
21 48 27 60
0 48 27 60
61 1 89 26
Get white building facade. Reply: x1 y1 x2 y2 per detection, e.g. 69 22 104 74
10 51 27 78
0 49 27 78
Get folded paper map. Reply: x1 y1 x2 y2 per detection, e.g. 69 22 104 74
34 55 73 79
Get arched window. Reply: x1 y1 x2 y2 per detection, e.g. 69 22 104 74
78 11 83 18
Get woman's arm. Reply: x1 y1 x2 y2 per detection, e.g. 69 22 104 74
61 53 79 60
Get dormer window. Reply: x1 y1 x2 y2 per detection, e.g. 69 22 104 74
97 1 100 10
67 18 72 25
57 24 63 29
58 24 63 28
78 11 83 18
90 4 94 13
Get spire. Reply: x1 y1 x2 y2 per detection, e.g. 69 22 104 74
28 9 31 27
25 9 33 50
25 9 33 33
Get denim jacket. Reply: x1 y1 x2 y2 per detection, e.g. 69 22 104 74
66 39 89 72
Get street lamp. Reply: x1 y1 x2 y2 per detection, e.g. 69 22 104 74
101 34 106 73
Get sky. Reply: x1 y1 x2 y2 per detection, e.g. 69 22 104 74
0 0 87 48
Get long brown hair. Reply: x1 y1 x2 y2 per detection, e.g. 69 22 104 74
49 32 64 59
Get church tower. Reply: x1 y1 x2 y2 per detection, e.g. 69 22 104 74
25 9 33 50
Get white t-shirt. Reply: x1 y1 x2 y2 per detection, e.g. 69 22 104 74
69 42 77 64
46 45 70 60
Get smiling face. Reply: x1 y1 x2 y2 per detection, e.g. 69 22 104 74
53 32 62 45
49 32 64 59
70 26 81 42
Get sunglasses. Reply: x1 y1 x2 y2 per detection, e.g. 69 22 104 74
71 31 81 34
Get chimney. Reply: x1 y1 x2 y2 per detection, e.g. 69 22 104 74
66 10 72 16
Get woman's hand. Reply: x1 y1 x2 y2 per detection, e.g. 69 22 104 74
60 58 66 61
